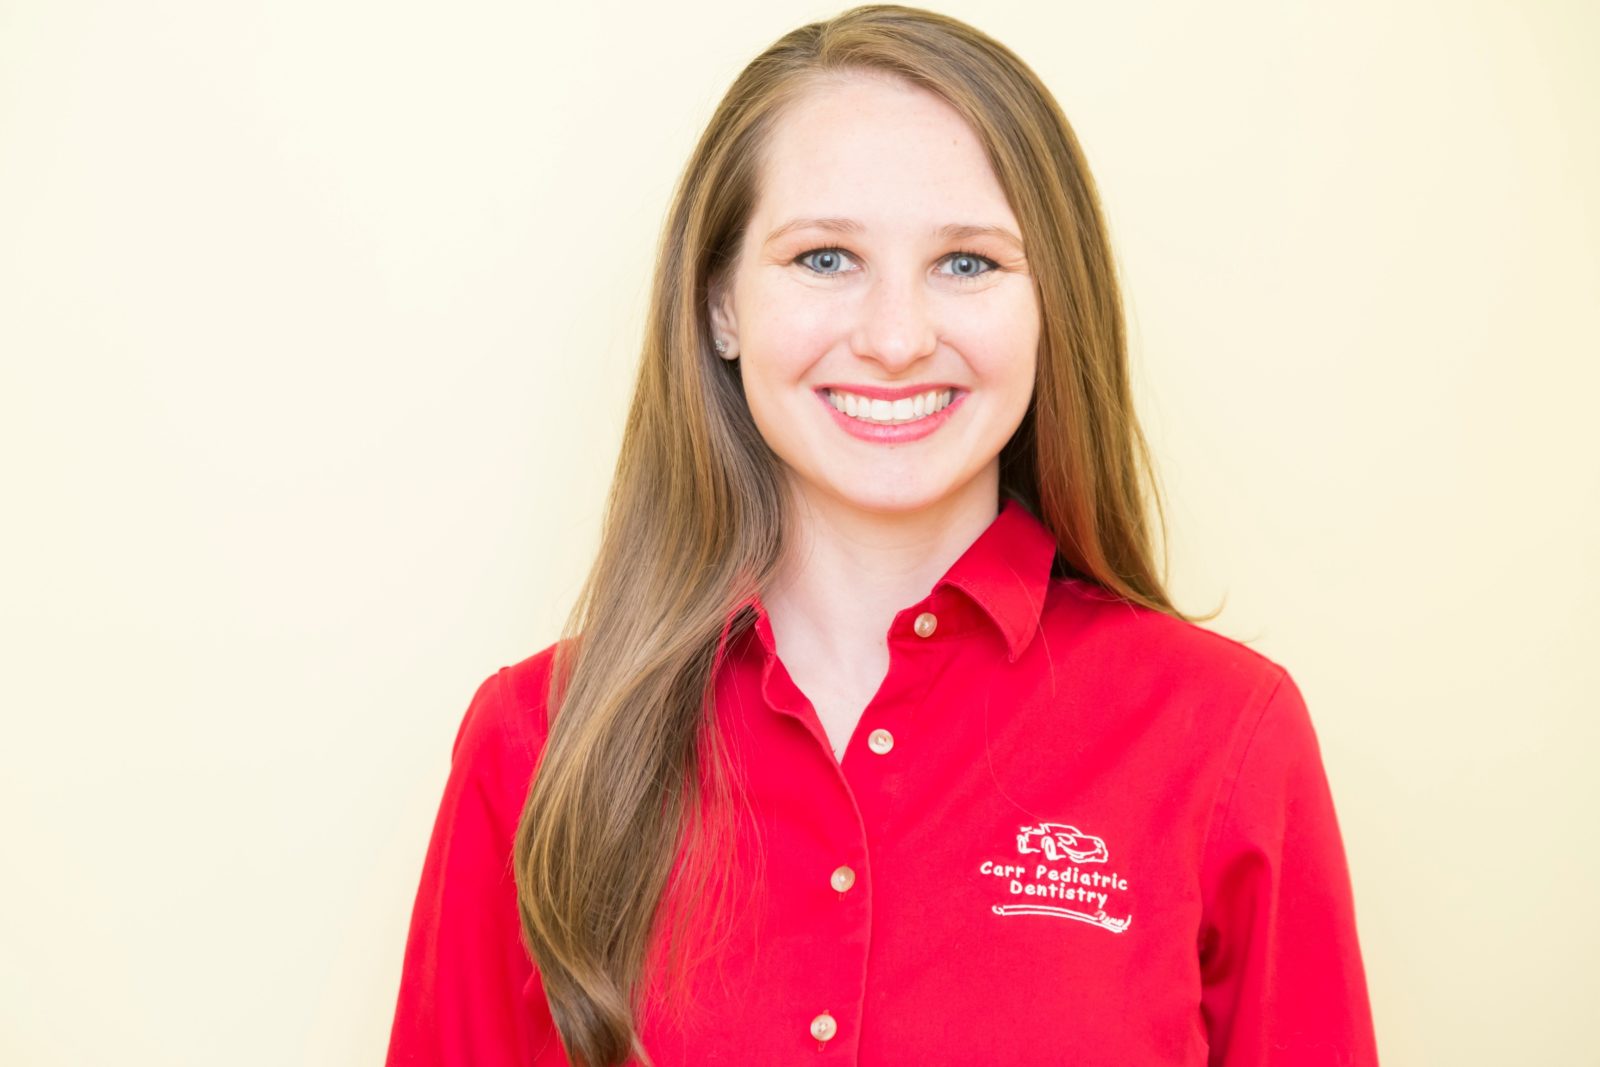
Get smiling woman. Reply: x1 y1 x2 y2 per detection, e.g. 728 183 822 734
385 5 1379 1067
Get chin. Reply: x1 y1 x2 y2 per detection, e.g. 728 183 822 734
816 477 963 516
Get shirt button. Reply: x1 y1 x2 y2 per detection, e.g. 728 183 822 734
809 1011 838 1042
830 865 856 892
867 728 894 755
913 611 938 638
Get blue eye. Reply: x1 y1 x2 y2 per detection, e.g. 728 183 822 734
796 247 854 275
941 251 999 280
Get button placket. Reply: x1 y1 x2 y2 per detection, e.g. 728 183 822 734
868 610 936 757
847 606 942 773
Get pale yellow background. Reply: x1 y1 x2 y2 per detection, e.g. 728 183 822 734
3 1 1596 1063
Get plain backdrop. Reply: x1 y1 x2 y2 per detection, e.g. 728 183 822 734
2 1 1597 1063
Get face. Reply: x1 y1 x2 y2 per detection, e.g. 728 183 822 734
709 73 1040 519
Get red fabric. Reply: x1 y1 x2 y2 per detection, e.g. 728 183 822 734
386 499 1379 1065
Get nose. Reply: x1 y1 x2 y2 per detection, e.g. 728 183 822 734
849 266 938 372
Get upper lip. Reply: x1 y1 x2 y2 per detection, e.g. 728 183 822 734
817 383 963 401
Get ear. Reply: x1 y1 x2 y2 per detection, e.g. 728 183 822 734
707 268 739 361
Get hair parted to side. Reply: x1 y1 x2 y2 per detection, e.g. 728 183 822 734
512 5 1220 1065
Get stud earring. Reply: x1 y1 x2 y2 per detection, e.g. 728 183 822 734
714 338 730 356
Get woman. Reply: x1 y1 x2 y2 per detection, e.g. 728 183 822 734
386 5 1378 1066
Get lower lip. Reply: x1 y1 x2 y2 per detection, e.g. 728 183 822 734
815 389 968 444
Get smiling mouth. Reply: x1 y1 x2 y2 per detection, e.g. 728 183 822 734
822 387 958 425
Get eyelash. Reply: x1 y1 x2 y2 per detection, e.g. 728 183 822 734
793 246 1000 283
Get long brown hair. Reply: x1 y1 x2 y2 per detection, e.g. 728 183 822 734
512 5 1219 1064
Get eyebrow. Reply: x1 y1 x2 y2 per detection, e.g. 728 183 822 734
763 216 1025 253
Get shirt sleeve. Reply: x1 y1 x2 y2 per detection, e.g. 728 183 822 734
385 667 559 1066
1198 668 1380 1065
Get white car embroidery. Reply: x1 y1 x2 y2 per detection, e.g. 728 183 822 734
1016 822 1110 864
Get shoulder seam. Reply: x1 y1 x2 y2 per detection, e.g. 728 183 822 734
495 652 555 761
1199 664 1291 871
494 663 517 745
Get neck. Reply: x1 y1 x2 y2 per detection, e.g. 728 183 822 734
761 468 1001 664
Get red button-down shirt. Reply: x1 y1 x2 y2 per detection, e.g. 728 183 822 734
386 499 1379 1065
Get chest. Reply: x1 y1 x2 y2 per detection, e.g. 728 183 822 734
609 640 1238 1067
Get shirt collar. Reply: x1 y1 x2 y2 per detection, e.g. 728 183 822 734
937 496 1060 663
714 496 1059 667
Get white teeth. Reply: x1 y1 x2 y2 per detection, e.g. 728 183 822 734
826 388 955 424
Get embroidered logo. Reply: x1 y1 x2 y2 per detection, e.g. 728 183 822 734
977 822 1134 933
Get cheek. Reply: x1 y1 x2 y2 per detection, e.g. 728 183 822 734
987 296 1041 394
954 306 1039 383
989 287 1042 350
741 279 847 372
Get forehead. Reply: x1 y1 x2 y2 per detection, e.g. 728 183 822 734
752 74 1017 236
